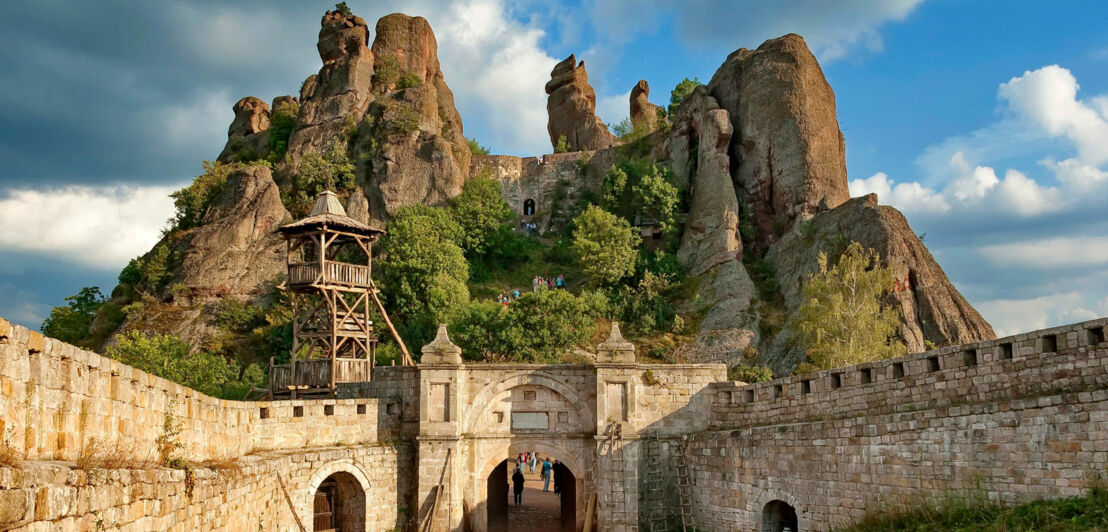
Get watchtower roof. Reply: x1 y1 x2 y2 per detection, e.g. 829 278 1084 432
278 190 385 237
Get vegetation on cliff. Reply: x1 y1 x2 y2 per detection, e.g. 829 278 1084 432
792 241 907 372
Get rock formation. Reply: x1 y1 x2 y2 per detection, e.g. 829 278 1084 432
545 55 615 152
766 194 995 371
670 87 742 277
708 34 849 247
86 6 994 376
285 9 375 163
217 97 271 162
359 13 470 219
176 165 290 301
629 80 661 134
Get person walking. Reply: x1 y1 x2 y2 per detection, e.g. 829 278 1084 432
529 452 538 473
512 466 525 505
541 458 553 492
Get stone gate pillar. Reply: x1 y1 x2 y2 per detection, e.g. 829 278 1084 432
594 323 640 531
416 325 466 531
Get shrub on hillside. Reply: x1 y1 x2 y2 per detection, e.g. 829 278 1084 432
571 205 638 286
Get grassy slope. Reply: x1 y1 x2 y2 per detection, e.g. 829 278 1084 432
842 488 1108 532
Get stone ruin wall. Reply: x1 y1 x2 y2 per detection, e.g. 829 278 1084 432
0 318 415 531
685 317 1108 531
471 149 613 233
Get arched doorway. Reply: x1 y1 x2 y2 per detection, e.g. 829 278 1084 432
486 454 577 532
762 500 798 532
523 198 536 216
313 472 367 532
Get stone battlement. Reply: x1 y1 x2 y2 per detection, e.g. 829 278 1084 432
0 318 403 464
710 317 1108 429
2 315 1108 531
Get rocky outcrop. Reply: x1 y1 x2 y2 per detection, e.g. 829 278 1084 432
177 166 290 301
708 34 849 247
629 80 661 134
765 194 996 371
670 87 742 276
217 97 271 162
286 9 375 162
358 13 470 219
545 55 615 152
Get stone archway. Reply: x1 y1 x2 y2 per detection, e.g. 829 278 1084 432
306 460 371 532
482 445 582 532
761 500 799 532
752 489 806 532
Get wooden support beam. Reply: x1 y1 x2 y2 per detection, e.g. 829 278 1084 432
369 288 415 366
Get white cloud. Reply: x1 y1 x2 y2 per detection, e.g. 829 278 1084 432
998 65 1108 166
979 237 1108 269
433 0 559 155
0 185 178 269
976 292 1101 337
848 172 949 213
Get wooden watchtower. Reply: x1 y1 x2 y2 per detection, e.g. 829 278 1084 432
268 191 412 398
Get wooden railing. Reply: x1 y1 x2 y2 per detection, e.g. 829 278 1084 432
288 261 371 287
269 357 373 395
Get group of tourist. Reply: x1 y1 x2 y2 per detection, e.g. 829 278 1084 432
519 221 539 236
495 290 521 305
510 452 566 505
532 274 566 292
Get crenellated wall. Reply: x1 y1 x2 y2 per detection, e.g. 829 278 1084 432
687 317 1108 531
3 313 1108 531
0 319 404 464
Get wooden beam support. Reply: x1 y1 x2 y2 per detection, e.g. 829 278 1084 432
369 288 415 366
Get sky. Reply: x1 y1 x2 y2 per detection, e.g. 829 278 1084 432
0 0 1106 337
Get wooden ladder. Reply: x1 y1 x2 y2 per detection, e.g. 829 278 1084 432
644 435 668 532
674 437 694 531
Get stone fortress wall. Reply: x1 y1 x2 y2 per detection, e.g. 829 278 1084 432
1 315 1107 531
0 318 413 531
686 317 1108 530
471 149 614 233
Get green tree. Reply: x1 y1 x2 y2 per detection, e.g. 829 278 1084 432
286 140 356 215
790 241 906 371
170 161 235 230
377 206 470 340
601 159 680 235
668 77 702 116
466 137 490 156
452 289 607 362
554 135 570 153
333 2 352 16
450 174 514 255
40 286 106 344
571 205 639 286
105 331 240 398
267 99 299 160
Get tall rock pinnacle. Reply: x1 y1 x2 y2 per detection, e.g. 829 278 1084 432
285 9 375 163
708 34 849 247
545 55 615 152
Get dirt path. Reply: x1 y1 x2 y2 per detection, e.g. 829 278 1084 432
507 460 562 531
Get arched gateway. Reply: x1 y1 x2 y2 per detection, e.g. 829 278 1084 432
409 323 725 531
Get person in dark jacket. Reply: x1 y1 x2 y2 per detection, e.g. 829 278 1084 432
512 467 525 505
552 460 566 494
